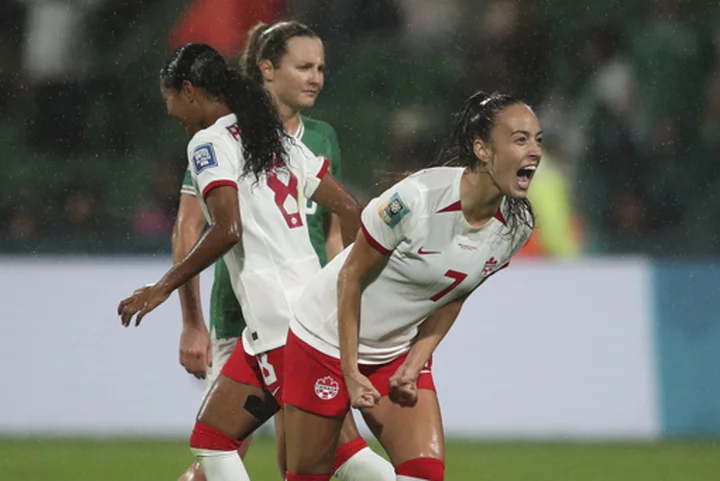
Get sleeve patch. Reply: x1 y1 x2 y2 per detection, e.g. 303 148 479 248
192 143 218 174
378 192 410 228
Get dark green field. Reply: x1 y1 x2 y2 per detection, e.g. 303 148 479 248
1 436 717 481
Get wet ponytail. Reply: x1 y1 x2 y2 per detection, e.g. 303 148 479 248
161 43 287 182
222 67 287 180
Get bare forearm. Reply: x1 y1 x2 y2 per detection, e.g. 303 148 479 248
177 278 204 329
325 213 344 261
403 302 463 374
310 174 361 247
161 225 238 297
338 206 361 247
172 219 205 329
337 275 363 374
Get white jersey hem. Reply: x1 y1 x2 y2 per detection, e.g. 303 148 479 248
241 329 288 356
289 317 411 365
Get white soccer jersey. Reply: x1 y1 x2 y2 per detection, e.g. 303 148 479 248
291 167 533 364
188 113 329 355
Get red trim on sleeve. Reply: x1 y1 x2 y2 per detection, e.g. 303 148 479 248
202 180 238 200
361 223 391 255
437 200 462 213
316 157 330 180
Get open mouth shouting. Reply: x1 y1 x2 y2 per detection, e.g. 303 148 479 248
516 164 537 190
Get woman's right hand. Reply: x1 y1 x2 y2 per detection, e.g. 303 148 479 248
345 370 381 409
179 324 211 379
388 363 420 407
118 283 171 327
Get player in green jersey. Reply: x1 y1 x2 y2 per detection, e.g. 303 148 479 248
173 21 393 481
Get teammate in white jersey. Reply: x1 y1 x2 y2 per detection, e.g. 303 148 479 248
173 22 393 481
283 91 542 481
117 44 362 481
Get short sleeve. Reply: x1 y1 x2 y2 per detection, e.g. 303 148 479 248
187 132 238 200
326 124 342 182
180 168 198 196
292 140 329 200
360 178 422 255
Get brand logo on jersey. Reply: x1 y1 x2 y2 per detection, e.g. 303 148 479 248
458 243 477 252
378 192 409 228
482 257 499 276
192 143 218 174
418 246 441 255
314 376 340 400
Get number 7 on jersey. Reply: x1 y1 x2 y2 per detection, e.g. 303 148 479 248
430 270 467 302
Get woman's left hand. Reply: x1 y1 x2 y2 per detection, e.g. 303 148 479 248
388 363 420 407
118 283 171 327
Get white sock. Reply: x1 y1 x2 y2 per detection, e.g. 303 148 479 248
396 476 428 481
334 446 395 481
190 448 251 481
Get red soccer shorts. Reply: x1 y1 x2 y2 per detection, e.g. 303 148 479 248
283 329 435 417
221 340 286 406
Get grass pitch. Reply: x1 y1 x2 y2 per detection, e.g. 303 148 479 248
1 436 717 481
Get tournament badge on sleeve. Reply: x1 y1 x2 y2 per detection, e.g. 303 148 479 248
192 143 218 174
378 192 410 228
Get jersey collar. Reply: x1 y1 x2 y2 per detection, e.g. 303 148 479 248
288 116 305 140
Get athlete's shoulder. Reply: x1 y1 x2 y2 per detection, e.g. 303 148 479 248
402 167 462 212
188 126 225 152
374 170 430 222
189 114 238 147
515 200 536 237
497 197 535 252
300 115 338 139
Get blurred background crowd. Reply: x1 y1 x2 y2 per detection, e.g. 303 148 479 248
1 0 719 257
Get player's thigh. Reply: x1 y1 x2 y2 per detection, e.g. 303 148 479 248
338 410 362 445
283 330 349 474
197 373 276 439
197 342 280 439
273 410 287 475
284 403 345 475
361 389 444 466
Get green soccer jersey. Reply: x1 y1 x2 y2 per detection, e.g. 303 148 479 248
295 116 343 266
179 115 342 339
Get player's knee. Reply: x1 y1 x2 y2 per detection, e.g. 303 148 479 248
189 422 242 451
395 457 445 481
178 461 206 481
334 443 395 481
333 437 368 473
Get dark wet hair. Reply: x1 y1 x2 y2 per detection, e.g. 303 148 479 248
241 21 319 83
438 90 535 234
160 43 287 181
